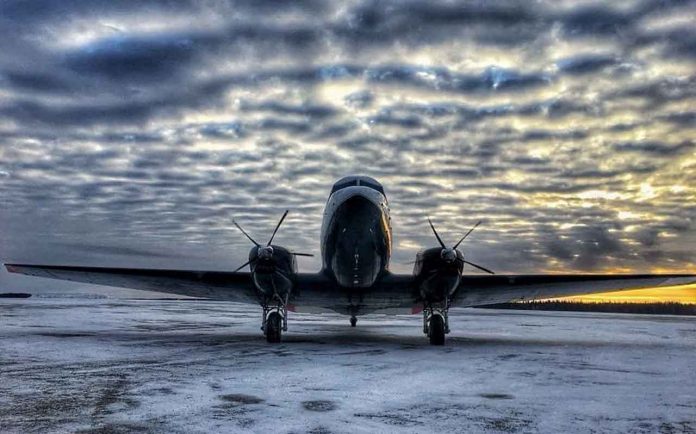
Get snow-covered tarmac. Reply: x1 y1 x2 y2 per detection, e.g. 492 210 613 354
1 299 694 433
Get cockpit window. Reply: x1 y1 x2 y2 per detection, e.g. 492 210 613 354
362 180 385 195
330 178 385 195
330 180 357 194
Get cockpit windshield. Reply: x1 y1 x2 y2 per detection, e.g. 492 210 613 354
361 179 385 195
330 179 357 194
330 176 385 196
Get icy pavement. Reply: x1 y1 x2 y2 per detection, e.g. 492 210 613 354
1 299 695 433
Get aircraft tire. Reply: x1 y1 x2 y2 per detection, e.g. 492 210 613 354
429 314 445 345
266 311 282 343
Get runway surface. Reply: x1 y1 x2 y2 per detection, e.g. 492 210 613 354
1 298 695 433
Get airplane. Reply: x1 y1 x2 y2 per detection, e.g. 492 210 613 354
4 175 695 345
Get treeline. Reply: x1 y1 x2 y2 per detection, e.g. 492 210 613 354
480 300 696 315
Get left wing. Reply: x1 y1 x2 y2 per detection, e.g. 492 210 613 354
4 264 259 302
2 264 414 314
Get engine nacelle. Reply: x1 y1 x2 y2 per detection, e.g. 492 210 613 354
248 245 297 298
413 247 464 302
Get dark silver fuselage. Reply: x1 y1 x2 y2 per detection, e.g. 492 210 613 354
320 181 392 288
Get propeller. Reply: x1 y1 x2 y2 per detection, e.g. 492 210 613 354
231 210 313 272
427 218 494 274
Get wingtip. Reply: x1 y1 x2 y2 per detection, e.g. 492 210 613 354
663 276 696 287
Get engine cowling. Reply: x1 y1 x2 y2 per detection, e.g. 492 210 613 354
232 210 313 302
413 218 494 303
248 245 297 298
413 247 464 302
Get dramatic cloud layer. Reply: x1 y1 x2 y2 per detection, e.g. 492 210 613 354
0 0 694 276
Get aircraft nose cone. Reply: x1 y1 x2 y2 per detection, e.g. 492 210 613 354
258 246 274 260
441 248 457 263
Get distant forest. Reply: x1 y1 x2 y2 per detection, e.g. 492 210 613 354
480 300 696 315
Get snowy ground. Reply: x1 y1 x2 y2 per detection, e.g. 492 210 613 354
1 299 694 434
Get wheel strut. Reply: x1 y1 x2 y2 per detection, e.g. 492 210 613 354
422 299 451 345
261 294 289 343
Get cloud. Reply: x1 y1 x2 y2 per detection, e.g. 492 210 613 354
540 225 630 270
613 140 694 156
64 33 200 80
659 111 696 127
558 5 635 37
0 70 73 92
53 242 187 259
555 54 618 75
0 0 694 276
614 76 696 107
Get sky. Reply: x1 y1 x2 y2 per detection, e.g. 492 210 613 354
0 0 694 301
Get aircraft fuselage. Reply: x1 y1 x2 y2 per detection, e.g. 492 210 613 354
320 176 392 288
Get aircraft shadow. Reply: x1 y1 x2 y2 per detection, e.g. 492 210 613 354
26 326 668 350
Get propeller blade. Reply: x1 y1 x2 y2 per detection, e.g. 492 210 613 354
462 259 495 275
267 210 289 246
291 252 314 257
427 217 446 248
233 220 260 247
232 257 257 273
453 220 482 249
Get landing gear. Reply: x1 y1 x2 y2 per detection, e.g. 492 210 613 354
428 314 445 345
350 316 357 327
423 300 450 345
262 295 288 343
265 311 282 343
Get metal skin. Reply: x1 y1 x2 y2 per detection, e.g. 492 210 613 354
320 176 392 289
412 247 465 303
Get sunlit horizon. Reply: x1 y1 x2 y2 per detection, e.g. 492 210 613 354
558 284 696 304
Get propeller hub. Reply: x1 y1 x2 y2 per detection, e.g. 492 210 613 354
258 246 274 260
441 248 457 263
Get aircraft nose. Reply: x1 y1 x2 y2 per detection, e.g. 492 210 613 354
335 193 381 216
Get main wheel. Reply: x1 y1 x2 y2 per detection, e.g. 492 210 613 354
350 316 357 327
266 311 282 343
428 314 445 345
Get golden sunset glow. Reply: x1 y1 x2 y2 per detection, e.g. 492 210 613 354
561 284 696 304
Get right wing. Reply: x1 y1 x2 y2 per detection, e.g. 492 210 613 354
451 274 696 307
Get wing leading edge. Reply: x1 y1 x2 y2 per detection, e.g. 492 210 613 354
4 264 259 302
